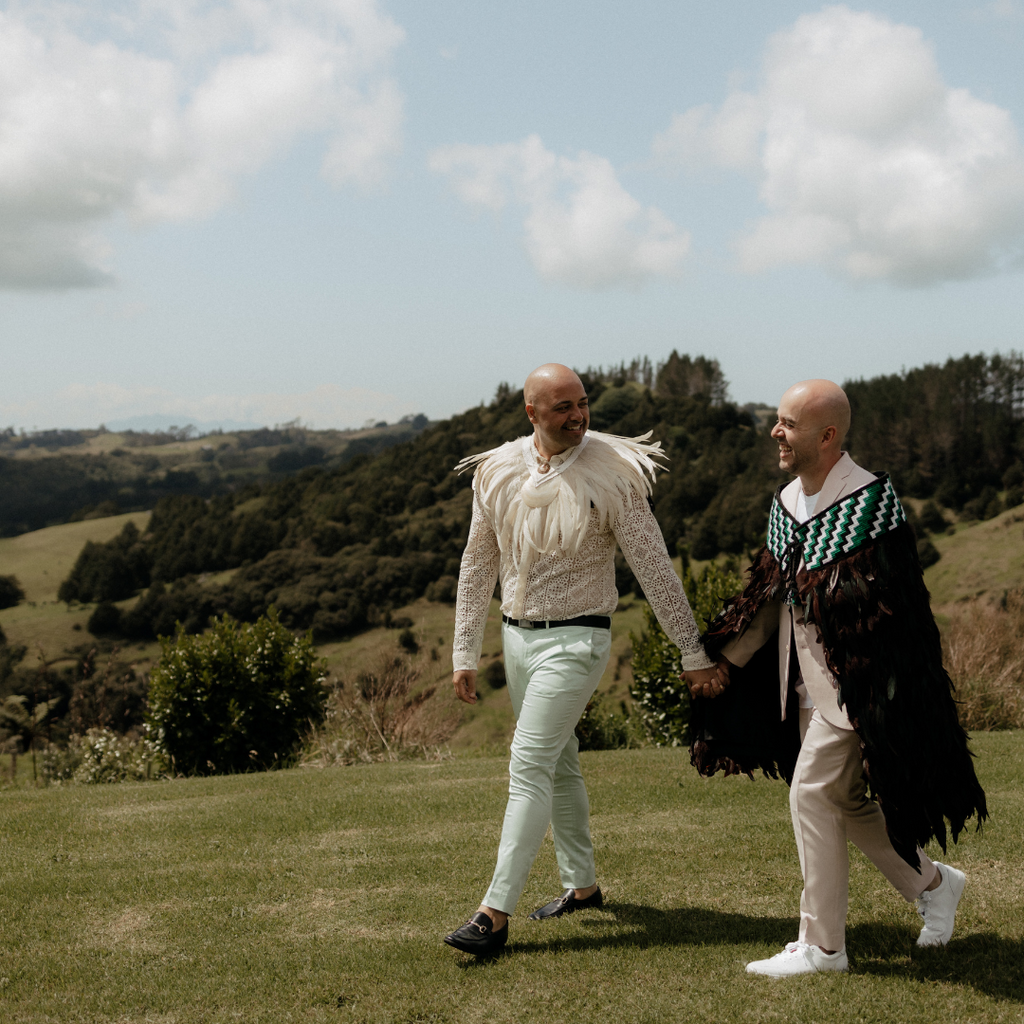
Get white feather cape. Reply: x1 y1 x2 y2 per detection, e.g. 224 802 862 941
456 430 667 567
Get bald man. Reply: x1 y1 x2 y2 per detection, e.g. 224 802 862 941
692 380 986 976
443 364 720 956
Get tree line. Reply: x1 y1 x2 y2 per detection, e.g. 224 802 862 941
42 350 1024 649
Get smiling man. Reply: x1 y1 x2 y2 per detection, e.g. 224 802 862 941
443 363 721 956
692 379 987 977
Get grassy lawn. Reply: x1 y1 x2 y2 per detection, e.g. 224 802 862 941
1 734 1021 1024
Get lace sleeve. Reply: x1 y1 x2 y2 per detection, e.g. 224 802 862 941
614 496 715 671
452 488 501 672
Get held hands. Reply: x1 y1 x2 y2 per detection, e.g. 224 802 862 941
681 658 732 699
452 670 478 705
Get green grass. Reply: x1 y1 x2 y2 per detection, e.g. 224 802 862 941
0 513 151 605
1 735 1021 1023
924 507 1024 611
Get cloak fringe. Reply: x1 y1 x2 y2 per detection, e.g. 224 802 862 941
693 522 988 868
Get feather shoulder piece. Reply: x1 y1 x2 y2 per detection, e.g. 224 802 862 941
455 430 667 563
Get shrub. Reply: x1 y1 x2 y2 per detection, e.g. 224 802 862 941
482 659 507 689
87 601 122 636
301 649 460 765
576 691 641 751
0 574 25 610
397 628 419 654
917 500 949 534
916 537 941 569
425 574 458 603
943 591 1024 731
42 728 165 784
146 609 327 775
630 561 743 746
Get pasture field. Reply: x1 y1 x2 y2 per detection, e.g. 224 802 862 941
0 736 1021 1024
925 507 1024 611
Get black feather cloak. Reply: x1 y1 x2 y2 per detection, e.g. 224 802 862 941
691 478 988 870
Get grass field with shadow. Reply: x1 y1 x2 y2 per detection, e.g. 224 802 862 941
0 737 1021 1023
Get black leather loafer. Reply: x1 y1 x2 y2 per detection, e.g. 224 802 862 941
528 887 603 920
443 912 508 956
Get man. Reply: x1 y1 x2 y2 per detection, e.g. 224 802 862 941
691 379 987 977
443 363 721 956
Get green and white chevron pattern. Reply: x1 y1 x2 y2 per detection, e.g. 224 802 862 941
767 475 906 573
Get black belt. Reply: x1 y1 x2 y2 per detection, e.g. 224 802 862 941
501 614 611 631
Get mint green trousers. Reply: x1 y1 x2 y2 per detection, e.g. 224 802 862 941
483 623 612 915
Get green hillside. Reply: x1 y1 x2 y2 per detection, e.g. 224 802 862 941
0 418 428 536
0 511 150 603
924 505 1024 611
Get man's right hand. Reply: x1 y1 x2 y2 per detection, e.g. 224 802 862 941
682 658 733 699
453 670 478 704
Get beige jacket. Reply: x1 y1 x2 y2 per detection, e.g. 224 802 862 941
721 452 878 731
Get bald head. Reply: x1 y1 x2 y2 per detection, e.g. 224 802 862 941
524 363 590 456
524 363 583 407
782 380 851 446
772 379 850 494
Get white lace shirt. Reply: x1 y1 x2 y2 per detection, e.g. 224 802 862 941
452 446 714 674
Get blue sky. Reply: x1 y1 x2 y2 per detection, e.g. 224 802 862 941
2 0 1023 430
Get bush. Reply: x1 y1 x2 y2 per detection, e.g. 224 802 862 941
42 728 165 784
0 574 25 610
916 537 941 569
630 561 743 746
87 601 122 636
482 659 507 689
576 691 641 751
917 500 949 534
146 609 327 775
425 574 458 603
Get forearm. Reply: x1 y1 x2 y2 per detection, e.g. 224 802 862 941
452 495 500 672
615 498 714 671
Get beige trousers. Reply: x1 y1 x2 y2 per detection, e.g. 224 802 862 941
791 708 938 951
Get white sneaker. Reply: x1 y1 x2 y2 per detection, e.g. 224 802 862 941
916 862 966 947
745 941 848 977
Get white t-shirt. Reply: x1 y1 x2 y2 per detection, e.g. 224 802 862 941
792 485 820 708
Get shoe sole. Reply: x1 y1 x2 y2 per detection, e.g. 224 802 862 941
746 963 848 978
443 934 508 956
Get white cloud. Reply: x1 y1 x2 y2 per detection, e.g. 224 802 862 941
654 5 1024 286
1 382 417 431
0 0 404 289
430 134 690 288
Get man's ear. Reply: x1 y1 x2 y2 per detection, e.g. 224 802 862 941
820 425 837 447
525 403 537 424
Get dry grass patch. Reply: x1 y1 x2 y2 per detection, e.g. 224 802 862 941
944 590 1024 730
302 646 462 766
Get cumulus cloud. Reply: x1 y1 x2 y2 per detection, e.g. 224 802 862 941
1 381 416 431
430 134 689 288
653 5 1024 286
0 0 404 289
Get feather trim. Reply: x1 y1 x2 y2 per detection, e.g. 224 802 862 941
455 430 667 564
691 525 987 868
